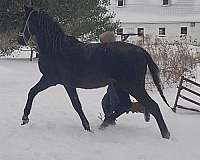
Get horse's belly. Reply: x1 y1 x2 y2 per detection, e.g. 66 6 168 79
71 73 113 89
77 81 108 89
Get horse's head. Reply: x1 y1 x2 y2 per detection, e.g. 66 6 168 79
18 5 39 46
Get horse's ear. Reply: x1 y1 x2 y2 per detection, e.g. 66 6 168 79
24 5 33 14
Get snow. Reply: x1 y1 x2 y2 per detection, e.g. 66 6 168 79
2 46 37 59
0 59 200 160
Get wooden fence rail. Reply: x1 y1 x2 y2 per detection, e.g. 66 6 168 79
173 76 200 113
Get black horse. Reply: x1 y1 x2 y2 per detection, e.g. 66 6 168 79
18 5 171 139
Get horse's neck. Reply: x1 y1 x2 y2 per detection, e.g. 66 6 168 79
35 31 84 58
35 32 60 55
34 32 46 54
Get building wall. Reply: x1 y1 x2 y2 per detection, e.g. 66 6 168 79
120 22 200 43
110 0 200 43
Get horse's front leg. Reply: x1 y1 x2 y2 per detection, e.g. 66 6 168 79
64 85 90 131
21 76 56 125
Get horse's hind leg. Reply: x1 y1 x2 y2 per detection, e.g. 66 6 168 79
130 88 170 139
64 85 90 131
21 76 56 125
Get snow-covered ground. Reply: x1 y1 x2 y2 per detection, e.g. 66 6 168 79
0 58 200 160
2 46 37 59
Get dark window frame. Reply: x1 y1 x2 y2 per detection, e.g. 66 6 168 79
163 0 169 6
116 28 123 35
190 22 195 27
159 27 166 36
118 0 124 7
181 27 187 35
137 28 144 36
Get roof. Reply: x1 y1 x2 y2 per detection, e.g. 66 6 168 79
109 0 200 23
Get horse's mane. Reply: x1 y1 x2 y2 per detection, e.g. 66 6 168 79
38 11 65 36
37 11 82 53
36 11 106 60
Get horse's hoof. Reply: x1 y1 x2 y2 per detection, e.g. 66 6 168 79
21 115 29 125
84 127 91 132
99 121 109 130
83 122 91 131
88 130 94 133
98 124 106 130
144 110 150 122
162 131 170 139
21 119 29 125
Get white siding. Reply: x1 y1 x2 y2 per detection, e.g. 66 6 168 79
110 0 200 22
110 0 200 42
119 22 200 42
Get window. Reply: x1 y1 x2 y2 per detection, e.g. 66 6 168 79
190 22 195 27
163 0 169 5
118 0 124 7
181 27 187 35
116 28 123 35
159 28 166 36
137 28 144 36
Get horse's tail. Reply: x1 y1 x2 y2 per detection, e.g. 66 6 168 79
145 51 172 110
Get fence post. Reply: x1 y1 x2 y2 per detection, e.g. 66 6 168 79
30 48 33 61
173 76 184 112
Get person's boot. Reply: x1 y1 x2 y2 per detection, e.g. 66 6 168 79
104 116 116 125
129 102 144 113
109 120 116 125
129 102 150 122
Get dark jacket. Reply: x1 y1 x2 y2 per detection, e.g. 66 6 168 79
102 84 132 118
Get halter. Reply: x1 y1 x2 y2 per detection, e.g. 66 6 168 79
19 10 36 45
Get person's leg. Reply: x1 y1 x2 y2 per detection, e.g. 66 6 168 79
109 83 133 114
101 85 119 125
102 92 112 118
115 87 132 113
100 85 132 129
99 85 145 129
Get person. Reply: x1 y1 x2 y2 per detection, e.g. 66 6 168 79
101 84 144 124
99 31 145 124
99 31 116 43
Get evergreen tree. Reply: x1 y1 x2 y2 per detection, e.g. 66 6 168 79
0 0 26 55
0 0 119 40
0 0 25 32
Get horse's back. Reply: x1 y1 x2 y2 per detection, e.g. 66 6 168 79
55 40 149 88
84 42 148 84
95 41 148 70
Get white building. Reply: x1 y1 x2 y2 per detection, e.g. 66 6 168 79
110 0 200 43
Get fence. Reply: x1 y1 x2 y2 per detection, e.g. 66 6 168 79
116 33 144 42
173 76 200 113
19 47 38 61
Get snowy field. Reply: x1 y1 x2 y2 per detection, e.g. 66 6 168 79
0 58 200 160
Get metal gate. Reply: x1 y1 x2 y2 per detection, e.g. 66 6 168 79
173 76 200 113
